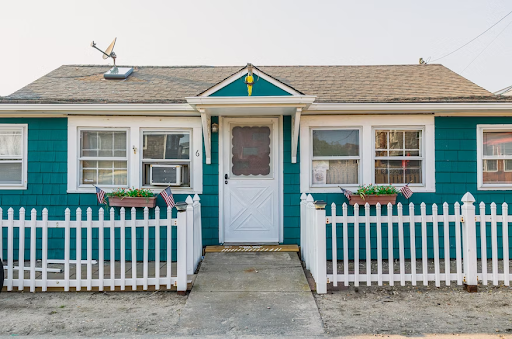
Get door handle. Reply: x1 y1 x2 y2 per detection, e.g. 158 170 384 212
225 174 228 184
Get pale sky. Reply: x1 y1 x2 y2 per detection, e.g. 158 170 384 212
1 0 512 96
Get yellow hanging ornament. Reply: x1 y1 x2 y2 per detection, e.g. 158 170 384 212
244 63 255 96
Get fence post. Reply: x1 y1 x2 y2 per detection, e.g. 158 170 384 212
186 196 194 275
193 194 202 272
177 204 188 293
300 193 307 261
313 200 327 294
461 192 478 292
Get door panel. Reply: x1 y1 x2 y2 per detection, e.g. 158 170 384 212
222 118 279 243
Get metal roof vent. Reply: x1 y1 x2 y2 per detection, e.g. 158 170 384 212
104 67 133 79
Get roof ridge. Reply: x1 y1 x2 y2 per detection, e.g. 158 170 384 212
62 64 445 68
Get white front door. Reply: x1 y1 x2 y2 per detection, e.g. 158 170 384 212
221 118 280 244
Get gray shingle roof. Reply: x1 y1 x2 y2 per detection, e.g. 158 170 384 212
1 64 499 104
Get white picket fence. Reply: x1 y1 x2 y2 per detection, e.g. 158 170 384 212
0 195 202 293
301 192 512 294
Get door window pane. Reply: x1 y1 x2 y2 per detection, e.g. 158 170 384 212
231 126 271 176
313 130 359 156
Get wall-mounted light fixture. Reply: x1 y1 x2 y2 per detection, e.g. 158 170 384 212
212 123 219 133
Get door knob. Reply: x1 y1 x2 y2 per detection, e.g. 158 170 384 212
225 174 228 180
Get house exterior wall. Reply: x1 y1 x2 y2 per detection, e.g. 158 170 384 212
2 116 512 261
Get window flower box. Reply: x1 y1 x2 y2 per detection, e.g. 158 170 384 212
107 188 156 208
108 196 157 208
349 194 397 206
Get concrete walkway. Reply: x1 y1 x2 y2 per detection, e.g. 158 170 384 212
177 252 325 337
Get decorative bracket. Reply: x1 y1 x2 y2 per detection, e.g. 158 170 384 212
200 109 212 165
291 108 302 163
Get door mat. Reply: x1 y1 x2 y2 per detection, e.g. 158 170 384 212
205 245 299 253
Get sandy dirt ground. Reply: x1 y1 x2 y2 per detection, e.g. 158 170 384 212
315 284 512 337
0 291 186 337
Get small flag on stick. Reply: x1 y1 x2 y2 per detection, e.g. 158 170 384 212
160 185 176 208
95 186 106 204
339 187 353 201
400 183 414 199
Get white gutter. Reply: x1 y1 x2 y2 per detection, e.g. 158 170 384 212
306 102 512 113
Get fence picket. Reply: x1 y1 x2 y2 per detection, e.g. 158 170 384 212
30 209 37 292
98 208 104 292
376 203 382 286
387 203 394 286
421 203 428 286
454 202 462 285
167 206 172 289
76 208 82 291
343 203 349 287
409 203 417 286
397 203 405 286
18 208 25 291
365 203 371 286
0 208 3 270
432 204 440 287
479 202 488 285
354 204 360 287
120 208 126 291
42 208 48 292
143 207 149 291
155 207 161 290
443 202 450 286
331 203 337 287
110 207 115 291
64 208 70 292
7 208 13 291
131 208 137 291
490 203 498 286
86 208 93 291
503 203 510 286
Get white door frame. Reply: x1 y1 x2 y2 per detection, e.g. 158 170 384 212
218 116 284 244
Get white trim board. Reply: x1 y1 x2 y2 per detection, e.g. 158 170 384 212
300 115 435 194
67 116 203 195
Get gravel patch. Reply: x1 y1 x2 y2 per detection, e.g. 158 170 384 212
315 284 512 337
0 291 186 337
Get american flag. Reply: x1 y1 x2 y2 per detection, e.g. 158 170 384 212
339 187 352 201
95 186 106 204
400 184 414 199
160 185 175 208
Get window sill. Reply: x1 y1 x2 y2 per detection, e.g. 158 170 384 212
0 185 27 190
478 185 512 191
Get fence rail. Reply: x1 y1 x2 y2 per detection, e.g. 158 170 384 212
1 195 202 293
301 192 512 294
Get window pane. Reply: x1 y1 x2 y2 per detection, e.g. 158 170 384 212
231 126 271 176
405 131 420 149
483 159 512 184
81 131 126 158
143 133 190 160
313 130 359 157
80 160 127 185
312 160 358 185
483 159 498 172
375 160 422 184
0 130 22 157
483 132 512 156
375 131 387 149
0 163 22 184
389 131 403 150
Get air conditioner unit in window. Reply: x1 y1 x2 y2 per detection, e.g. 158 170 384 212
150 165 182 186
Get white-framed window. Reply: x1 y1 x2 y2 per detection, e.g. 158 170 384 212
300 115 435 193
78 129 129 187
477 125 512 190
0 124 28 190
311 128 361 187
141 129 192 188
373 128 424 185
68 117 203 194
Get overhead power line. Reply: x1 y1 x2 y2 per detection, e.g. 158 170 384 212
431 9 512 62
